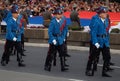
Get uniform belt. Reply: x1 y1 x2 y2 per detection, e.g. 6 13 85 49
12 30 20 33
97 34 108 38
53 34 61 37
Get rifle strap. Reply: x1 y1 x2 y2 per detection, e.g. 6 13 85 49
60 19 66 32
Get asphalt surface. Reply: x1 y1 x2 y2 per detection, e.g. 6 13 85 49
0 43 120 81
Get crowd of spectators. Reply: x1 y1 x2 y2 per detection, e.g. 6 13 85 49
0 0 120 18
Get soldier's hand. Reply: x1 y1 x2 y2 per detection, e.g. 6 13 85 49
67 32 69 37
64 39 66 42
13 37 17 41
52 39 57 45
95 43 100 49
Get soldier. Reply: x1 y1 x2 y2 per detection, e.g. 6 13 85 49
85 6 112 77
6 6 27 56
52 20 70 67
1 6 25 67
12 12 27 56
92 14 114 71
19 7 28 53
19 6 29 52
44 8 69 72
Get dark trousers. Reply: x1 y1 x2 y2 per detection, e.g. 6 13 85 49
45 44 66 69
63 39 68 55
21 33 24 50
9 34 25 55
86 42 111 73
53 40 68 66
1 40 23 64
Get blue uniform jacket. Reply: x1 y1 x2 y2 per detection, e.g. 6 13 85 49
90 14 110 48
48 16 68 45
6 17 21 42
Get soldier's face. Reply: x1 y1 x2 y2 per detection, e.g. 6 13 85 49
56 14 62 19
12 13 19 19
99 12 108 19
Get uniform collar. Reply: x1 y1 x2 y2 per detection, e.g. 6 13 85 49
96 14 105 23
101 18 105 23
56 18 61 23
13 17 17 21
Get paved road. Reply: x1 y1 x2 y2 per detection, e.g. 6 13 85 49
0 43 120 81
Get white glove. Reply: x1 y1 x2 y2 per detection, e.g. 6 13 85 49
13 37 17 41
52 39 57 45
95 43 100 49
67 32 69 37
30 15 33 17
64 39 66 42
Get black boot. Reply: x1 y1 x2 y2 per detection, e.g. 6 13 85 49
6 60 9 64
23 49 26 51
106 67 114 72
109 62 115 66
61 67 69 72
102 72 112 77
21 53 26 56
65 54 71 57
17 59 24 62
44 54 52 71
18 62 26 67
102 64 112 77
60 57 69 72
1 60 6 66
44 57 52 71
85 70 93 76
63 57 69 67
44 65 51 71
65 64 69 67
85 59 94 76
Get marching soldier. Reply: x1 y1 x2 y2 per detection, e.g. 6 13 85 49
44 8 69 72
1 6 25 67
90 14 114 72
85 6 112 77
52 19 70 67
8 8 27 56
18 7 28 55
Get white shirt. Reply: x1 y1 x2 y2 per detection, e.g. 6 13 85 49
13 17 17 21
56 18 61 23
101 18 105 23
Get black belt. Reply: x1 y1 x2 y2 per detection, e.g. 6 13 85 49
53 34 61 37
97 34 108 38
12 30 19 33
